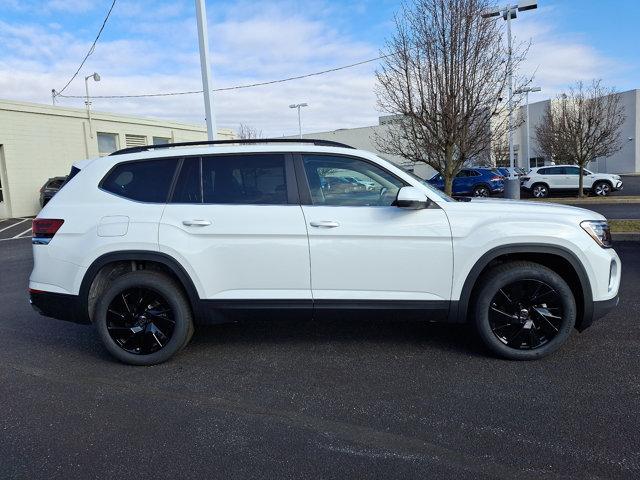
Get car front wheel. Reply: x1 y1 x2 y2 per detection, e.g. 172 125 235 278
94 271 194 365
592 181 612 196
473 261 576 360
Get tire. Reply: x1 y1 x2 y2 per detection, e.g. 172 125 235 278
473 261 576 360
472 185 490 197
531 183 549 198
592 181 612 197
94 271 194 366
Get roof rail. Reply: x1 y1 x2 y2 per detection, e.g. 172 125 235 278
109 138 355 156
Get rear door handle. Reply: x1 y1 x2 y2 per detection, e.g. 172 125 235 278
309 221 340 228
182 219 211 227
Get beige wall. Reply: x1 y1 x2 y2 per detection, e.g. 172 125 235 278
0 99 234 218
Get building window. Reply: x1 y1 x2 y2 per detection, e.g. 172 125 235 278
97 132 119 156
125 134 147 148
530 157 546 168
153 137 171 145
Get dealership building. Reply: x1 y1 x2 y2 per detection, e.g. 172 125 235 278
0 99 234 219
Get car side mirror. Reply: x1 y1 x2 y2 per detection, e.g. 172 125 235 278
396 186 430 210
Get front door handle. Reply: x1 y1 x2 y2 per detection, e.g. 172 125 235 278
309 220 340 228
182 219 211 227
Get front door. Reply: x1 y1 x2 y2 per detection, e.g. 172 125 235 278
159 154 311 305
297 154 453 311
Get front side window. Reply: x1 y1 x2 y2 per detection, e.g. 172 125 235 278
101 158 178 203
303 155 405 206
565 166 581 175
97 132 119 156
202 154 287 204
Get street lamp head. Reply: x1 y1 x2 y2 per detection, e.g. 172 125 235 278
517 0 538 12
289 103 308 109
92 72 101 82
289 104 296 109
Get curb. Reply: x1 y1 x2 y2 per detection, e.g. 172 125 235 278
612 232 640 242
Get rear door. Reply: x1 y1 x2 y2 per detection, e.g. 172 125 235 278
563 166 581 189
159 153 311 305
297 153 453 311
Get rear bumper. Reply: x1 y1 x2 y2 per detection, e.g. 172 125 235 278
29 289 90 325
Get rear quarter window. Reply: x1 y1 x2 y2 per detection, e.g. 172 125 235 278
101 158 178 203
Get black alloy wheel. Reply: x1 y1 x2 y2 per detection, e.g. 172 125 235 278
488 279 562 350
532 183 549 198
106 287 175 355
473 261 575 360
95 271 194 365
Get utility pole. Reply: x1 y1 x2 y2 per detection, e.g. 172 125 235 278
195 0 217 140
84 72 100 139
289 103 308 138
481 1 538 199
51 89 57 106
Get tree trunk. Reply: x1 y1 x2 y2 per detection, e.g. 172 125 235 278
578 166 585 198
444 175 454 196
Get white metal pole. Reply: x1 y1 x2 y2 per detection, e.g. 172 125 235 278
297 106 302 138
506 8 514 172
85 77 94 139
52 89 56 106
195 0 217 141
524 91 530 170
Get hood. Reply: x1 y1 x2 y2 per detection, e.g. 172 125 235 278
442 197 607 221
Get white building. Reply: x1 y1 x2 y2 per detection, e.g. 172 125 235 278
0 99 235 218
515 89 639 173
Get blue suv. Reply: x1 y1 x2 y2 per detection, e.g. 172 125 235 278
428 168 505 197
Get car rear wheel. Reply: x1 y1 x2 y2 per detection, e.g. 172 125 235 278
472 185 490 197
592 181 612 196
531 183 549 198
94 271 194 365
473 261 576 360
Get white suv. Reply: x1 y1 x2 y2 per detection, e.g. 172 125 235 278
521 165 623 198
30 140 621 365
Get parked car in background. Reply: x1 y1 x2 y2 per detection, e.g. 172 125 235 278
39 176 67 207
521 165 623 198
428 168 504 197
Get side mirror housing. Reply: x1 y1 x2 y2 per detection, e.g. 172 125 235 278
396 186 430 210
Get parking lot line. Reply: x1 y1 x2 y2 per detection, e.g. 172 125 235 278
0 218 27 233
13 227 32 239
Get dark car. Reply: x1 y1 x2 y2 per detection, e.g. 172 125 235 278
428 168 505 197
39 176 67 207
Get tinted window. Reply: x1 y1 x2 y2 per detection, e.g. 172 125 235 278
565 166 580 175
303 155 405 206
538 168 551 175
172 157 202 203
102 158 177 203
202 154 287 204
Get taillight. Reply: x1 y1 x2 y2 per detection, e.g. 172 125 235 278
32 219 64 245
490 176 503 182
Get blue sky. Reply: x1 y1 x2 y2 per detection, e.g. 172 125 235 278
0 0 638 136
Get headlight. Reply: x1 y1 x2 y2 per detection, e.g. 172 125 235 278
580 220 613 248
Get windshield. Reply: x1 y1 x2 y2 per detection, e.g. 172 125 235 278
404 170 455 202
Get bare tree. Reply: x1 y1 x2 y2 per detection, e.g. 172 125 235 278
536 80 626 197
375 0 528 195
237 123 263 140
491 135 511 167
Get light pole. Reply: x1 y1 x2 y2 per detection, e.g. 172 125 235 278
84 72 100 139
195 0 217 140
482 0 537 199
515 86 541 170
289 103 308 138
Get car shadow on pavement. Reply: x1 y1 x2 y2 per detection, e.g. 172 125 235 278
188 317 488 359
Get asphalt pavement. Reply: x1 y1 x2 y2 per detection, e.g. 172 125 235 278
1 238 639 479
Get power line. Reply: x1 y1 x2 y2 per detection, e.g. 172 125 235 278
55 52 392 99
53 0 117 97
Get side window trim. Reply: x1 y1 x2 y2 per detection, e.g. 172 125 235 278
293 152 408 207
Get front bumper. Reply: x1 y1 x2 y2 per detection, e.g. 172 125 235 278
29 289 90 325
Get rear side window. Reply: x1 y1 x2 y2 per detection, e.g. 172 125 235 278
101 158 178 203
201 154 287 204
